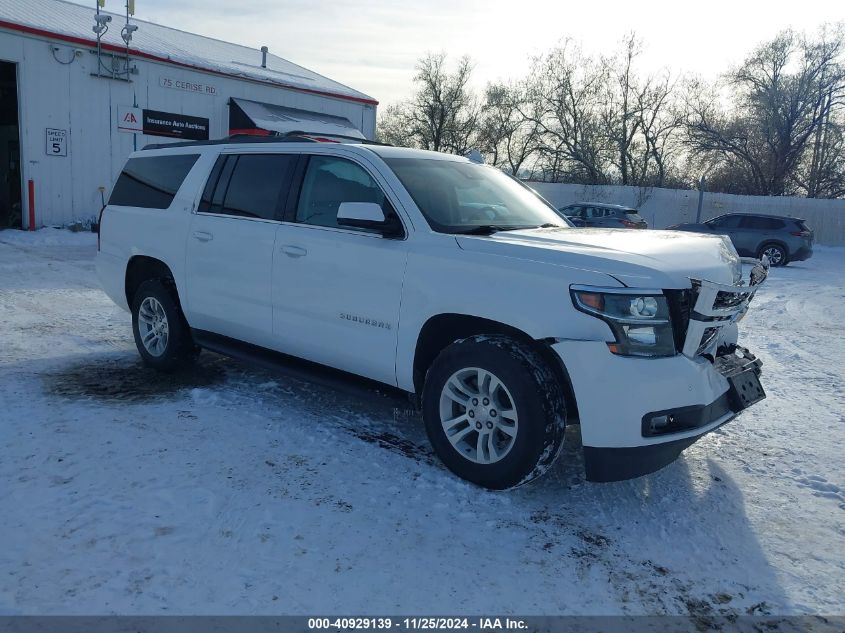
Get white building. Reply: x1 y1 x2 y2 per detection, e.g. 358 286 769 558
0 0 378 229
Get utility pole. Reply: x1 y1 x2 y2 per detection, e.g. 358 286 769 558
695 174 706 223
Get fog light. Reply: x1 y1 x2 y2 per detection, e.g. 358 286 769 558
649 414 675 434
624 325 657 345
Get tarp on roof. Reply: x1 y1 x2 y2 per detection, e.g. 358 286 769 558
229 98 366 140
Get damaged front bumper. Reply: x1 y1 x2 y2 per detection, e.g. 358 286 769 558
680 258 769 358
555 259 770 483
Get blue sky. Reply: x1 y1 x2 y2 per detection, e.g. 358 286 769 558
119 0 842 106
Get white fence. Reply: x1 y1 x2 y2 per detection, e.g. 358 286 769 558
528 182 845 246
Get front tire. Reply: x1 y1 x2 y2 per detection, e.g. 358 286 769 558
422 335 566 489
131 279 197 372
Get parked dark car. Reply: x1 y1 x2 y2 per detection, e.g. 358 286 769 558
558 202 648 229
668 213 813 267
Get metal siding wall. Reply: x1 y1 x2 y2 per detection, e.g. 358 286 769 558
530 182 845 246
2 28 377 228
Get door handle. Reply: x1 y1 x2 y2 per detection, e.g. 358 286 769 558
192 231 213 242
281 245 307 258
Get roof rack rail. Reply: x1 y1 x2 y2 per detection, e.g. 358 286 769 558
142 131 391 151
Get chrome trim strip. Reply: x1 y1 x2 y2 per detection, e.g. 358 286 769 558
570 285 665 295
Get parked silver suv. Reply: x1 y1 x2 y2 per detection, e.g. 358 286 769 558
669 214 814 267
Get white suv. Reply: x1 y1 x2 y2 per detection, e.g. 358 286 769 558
96 136 768 489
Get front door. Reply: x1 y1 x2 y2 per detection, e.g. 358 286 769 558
272 154 408 386
185 152 296 347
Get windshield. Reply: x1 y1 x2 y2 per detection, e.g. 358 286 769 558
384 157 567 234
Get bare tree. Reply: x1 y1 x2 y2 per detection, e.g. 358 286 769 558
602 33 645 185
634 71 686 187
521 41 612 183
524 35 684 186
477 82 542 175
686 26 845 196
377 28 845 198
794 109 845 198
376 53 479 154
376 103 412 146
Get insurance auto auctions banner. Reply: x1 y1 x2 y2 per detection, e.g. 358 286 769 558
142 109 210 141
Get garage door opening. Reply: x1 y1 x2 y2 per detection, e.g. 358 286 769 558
0 61 22 230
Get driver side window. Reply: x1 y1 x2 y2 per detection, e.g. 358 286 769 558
295 156 388 233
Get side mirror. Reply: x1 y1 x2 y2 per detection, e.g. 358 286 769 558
337 202 402 237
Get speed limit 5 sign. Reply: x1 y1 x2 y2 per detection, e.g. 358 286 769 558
46 128 68 157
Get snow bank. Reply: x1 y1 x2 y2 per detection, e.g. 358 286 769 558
0 227 98 247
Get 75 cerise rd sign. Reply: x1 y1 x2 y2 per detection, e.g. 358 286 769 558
160 76 217 96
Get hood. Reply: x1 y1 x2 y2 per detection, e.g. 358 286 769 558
456 227 742 288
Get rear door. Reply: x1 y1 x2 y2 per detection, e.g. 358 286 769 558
185 152 296 347
739 216 785 256
271 153 409 385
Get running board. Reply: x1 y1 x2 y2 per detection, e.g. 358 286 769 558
191 329 410 404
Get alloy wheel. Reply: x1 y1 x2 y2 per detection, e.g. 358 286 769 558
762 245 784 266
137 296 170 357
438 367 519 464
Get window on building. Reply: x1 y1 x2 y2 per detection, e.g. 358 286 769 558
109 154 200 209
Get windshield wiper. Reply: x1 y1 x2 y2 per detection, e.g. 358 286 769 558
451 225 536 235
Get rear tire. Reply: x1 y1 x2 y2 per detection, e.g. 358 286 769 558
758 242 788 267
131 279 198 372
422 335 566 489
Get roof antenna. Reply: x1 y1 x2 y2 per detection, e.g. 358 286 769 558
260 46 269 68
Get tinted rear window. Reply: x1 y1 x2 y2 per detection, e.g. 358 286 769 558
744 216 785 230
221 154 296 220
109 154 200 209
199 154 296 221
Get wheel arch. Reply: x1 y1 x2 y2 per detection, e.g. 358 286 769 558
125 255 178 308
412 313 579 422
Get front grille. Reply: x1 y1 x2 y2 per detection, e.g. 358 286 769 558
714 289 751 310
665 288 694 354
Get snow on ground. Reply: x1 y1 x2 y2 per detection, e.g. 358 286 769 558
0 229 842 616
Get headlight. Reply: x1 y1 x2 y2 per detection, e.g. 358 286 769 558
570 286 676 357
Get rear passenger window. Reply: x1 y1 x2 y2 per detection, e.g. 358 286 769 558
295 156 388 231
743 216 784 230
200 154 296 220
109 154 199 209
